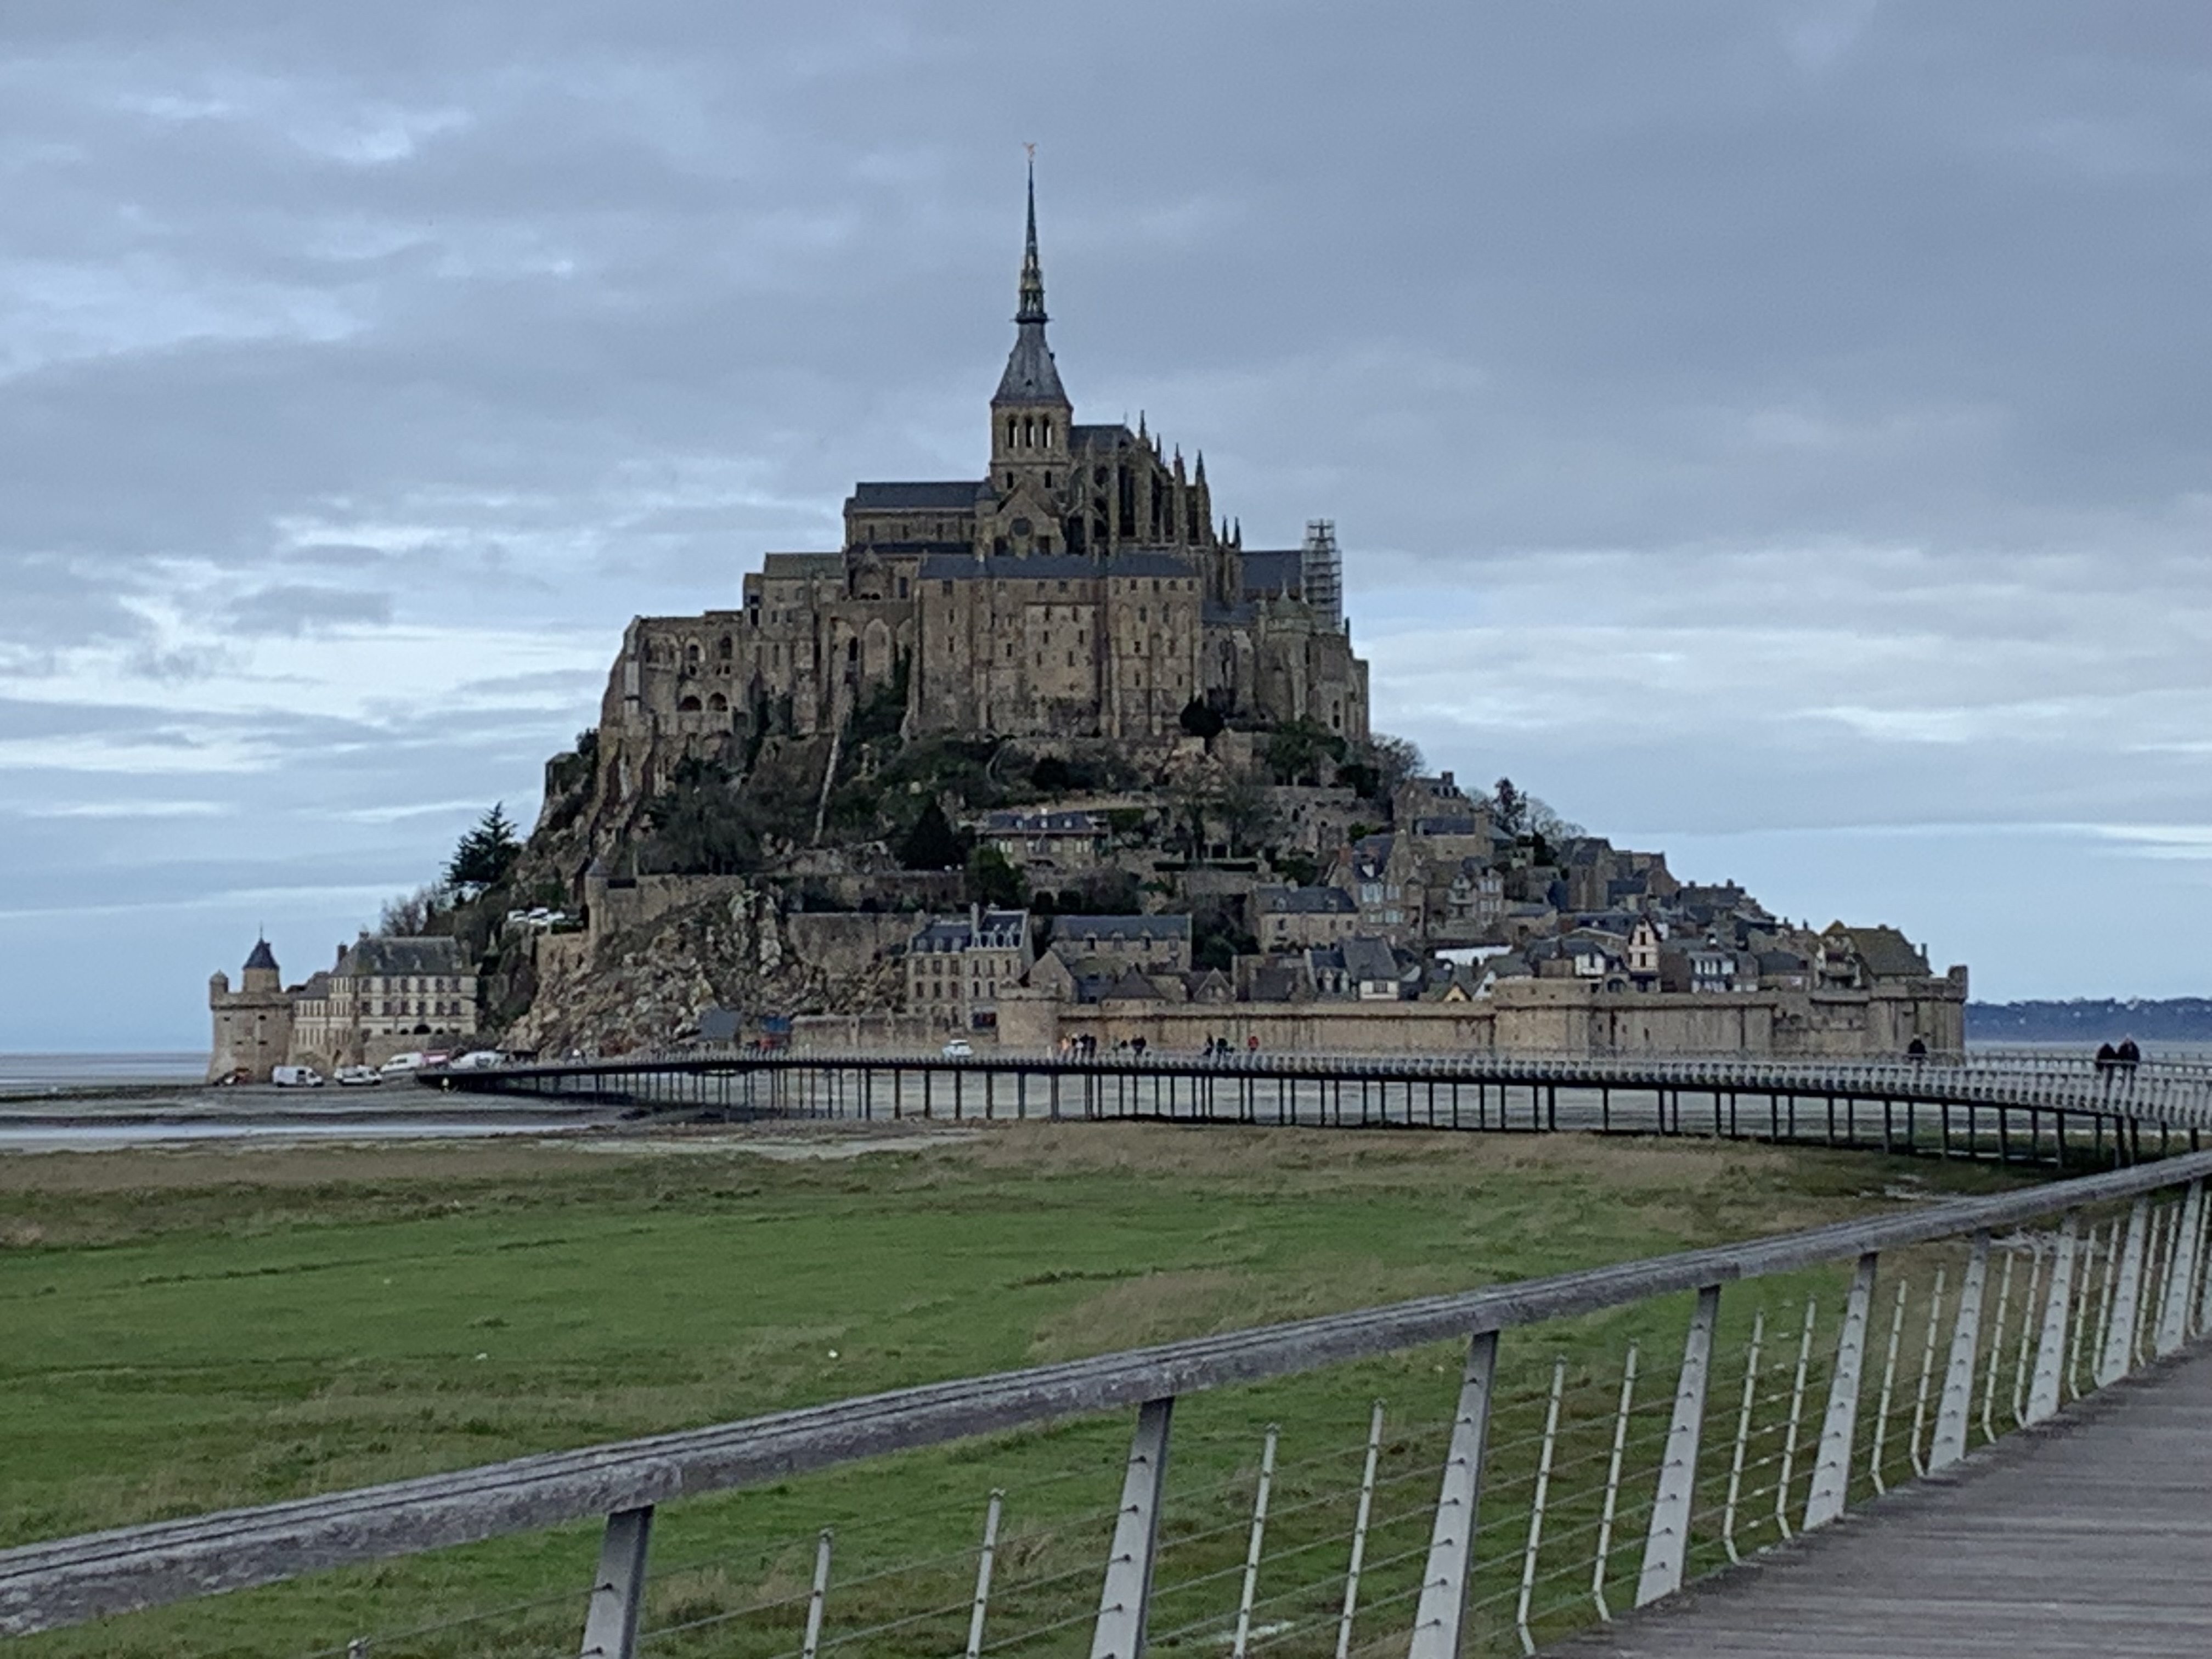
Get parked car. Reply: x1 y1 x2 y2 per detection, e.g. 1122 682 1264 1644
271 1065 325 1088
941 1038 974 1058
448 1050 505 1070
379 1052 427 1076
334 1065 382 1087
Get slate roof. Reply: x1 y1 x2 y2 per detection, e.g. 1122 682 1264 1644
1248 966 1310 1003
1831 924 1931 978
916 550 1199 583
1340 936 1400 985
1054 915 1190 947
759 552 847 580
993 319 1069 406
1413 816 1482 837
983 810 1105 835
244 938 279 972
1240 549 1304 597
849 481 985 511
1253 885 1357 915
1070 423 1137 452
345 936 470 977
910 909 1029 953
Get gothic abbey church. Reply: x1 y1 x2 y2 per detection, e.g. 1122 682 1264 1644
600 173 1369 797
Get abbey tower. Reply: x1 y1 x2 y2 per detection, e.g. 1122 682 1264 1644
596 168 1369 808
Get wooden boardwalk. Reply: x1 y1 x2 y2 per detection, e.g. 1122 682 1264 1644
1548 1345 2212 1657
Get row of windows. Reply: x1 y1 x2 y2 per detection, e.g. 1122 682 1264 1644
351 976 467 994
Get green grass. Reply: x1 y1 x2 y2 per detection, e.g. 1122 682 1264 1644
0 1124 2036 1657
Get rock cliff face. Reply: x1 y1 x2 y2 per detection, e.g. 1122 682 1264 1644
503 885 905 1056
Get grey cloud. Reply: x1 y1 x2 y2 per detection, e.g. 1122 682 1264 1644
0 0 2206 1040
224 582 393 636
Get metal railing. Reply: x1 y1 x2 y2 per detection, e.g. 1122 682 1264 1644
435 1048 2212 1132
4 1153 2208 1656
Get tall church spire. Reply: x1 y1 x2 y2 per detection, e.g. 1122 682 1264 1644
992 149 1068 410
1018 152 1046 324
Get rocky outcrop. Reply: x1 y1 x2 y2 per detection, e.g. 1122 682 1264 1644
502 884 905 1056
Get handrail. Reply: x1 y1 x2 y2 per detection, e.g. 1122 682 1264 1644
432 1047 2212 1130
6 1148 2208 1637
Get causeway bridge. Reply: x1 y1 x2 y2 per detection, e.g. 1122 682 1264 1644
433 1046 2212 1168
5 1059 2211 1656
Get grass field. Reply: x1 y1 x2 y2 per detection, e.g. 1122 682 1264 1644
0 1122 2036 1657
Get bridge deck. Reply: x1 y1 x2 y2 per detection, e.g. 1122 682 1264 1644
1548 1346 2212 1658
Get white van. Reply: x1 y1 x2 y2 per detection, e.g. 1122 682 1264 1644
271 1065 325 1088
379 1052 427 1076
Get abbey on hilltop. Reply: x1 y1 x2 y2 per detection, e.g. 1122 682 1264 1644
597 167 1369 803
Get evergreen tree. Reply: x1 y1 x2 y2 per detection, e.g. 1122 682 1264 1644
1178 697 1226 740
899 797 963 871
445 803 522 895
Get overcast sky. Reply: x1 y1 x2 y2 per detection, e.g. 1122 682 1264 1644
2 2 2205 1050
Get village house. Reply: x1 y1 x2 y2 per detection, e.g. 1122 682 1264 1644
977 809 1109 875
904 907 1033 1032
1248 884 1361 950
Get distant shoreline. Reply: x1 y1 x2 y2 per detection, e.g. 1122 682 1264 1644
1967 998 2212 1045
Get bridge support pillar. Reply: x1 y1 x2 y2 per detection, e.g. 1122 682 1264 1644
2098 1198 2152 1385
2155 1180 2203 1357
1091 1397 1173 1659
578 1504 653 1659
1635 1283 1720 1607
1409 1328 1498 1659
1805 1251 1878 1529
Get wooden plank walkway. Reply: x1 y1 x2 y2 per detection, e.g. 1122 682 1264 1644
1547 1345 2212 1658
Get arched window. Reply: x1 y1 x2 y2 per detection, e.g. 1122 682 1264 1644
1042 418 1053 448
708 692 729 712
1023 416 1035 449
1007 418 1017 448
678 695 703 712
717 636 732 661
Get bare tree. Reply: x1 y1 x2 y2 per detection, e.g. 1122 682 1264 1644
1365 732 1425 800
377 883 450 936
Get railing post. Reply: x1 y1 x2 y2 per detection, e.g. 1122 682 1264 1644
1592 1345 1639 1615
1979 1246 2016 1444
1091 1397 1173 1659
1869 1279 1908 1494
1721 1312 1763 1563
2098 1197 2152 1385
1775 1299 1816 1538
1408 1329 1499 1659
1229 1425 1278 1659
799 1527 833 1659
1334 1402 1385 1659
1908 1266 1946 1475
578 1505 653 1659
1805 1251 1877 1529
2027 1211 2081 1423
964 1491 1003 1659
1635 1284 1720 1608
1514 1358 1567 1654
2155 1189 2201 1358
2010 1243 2046 1427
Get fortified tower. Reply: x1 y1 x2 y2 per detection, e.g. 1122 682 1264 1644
207 938 294 1083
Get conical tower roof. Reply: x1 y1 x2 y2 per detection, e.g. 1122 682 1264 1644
244 938 278 973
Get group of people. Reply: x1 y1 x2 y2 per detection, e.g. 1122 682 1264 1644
2093 1037 2143 1078
1051 1033 1261 1059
